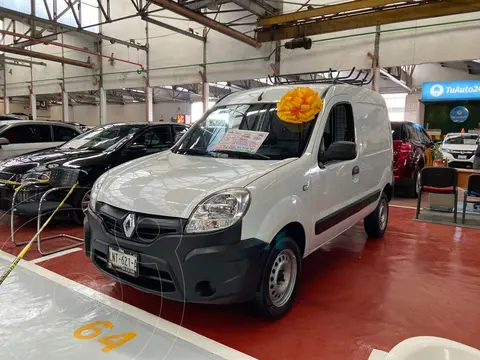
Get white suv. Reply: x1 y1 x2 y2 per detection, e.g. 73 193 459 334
440 133 479 169
85 84 393 319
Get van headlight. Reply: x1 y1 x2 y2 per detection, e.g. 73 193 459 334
185 189 250 233
89 173 107 211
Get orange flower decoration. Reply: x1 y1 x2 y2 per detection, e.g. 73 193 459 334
277 87 323 124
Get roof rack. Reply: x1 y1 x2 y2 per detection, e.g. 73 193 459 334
267 67 373 87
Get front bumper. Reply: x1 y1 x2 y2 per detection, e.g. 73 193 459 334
84 208 269 304
443 152 474 169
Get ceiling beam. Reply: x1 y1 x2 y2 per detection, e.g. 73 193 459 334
231 0 278 17
10 33 58 48
0 6 147 50
0 44 94 68
256 0 480 42
147 0 261 47
142 15 205 41
257 0 405 27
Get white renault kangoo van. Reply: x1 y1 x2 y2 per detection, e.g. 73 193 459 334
85 84 393 320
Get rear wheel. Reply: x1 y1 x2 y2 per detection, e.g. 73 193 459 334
407 169 421 198
364 193 389 239
253 237 302 320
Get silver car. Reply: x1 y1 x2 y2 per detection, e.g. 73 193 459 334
0 120 82 160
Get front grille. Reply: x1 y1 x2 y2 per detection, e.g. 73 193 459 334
97 202 182 243
93 249 176 293
450 151 474 159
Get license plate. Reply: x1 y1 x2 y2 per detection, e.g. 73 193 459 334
108 247 138 277
458 155 467 159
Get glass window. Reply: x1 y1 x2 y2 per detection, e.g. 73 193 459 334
59 124 145 151
391 122 406 141
321 103 355 152
53 125 79 142
174 103 317 160
134 126 172 148
2 124 52 144
173 125 187 134
406 124 420 141
444 134 479 145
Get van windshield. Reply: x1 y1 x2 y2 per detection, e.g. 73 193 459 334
174 103 317 160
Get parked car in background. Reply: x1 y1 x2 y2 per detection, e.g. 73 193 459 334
0 122 188 223
440 133 479 169
8 112 33 120
70 122 92 132
0 120 81 160
391 121 435 197
0 115 24 121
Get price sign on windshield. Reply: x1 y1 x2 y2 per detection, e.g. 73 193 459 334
214 129 269 154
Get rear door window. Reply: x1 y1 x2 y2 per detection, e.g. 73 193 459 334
391 123 405 141
1 124 52 144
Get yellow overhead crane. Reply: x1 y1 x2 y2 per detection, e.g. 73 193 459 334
255 0 480 42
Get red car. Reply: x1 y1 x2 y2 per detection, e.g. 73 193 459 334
391 121 435 198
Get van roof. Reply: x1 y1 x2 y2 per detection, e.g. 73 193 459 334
216 84 384 107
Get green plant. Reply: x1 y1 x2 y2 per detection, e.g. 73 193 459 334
432 143 444 161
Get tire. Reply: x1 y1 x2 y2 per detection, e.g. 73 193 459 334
253 237 302 320
364 192 389 239
71 188 91 225
407 168 421 198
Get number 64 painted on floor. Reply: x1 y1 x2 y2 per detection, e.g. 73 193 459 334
74 320 137 353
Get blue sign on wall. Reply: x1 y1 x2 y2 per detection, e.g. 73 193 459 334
422 80 480 101
449 106 469 123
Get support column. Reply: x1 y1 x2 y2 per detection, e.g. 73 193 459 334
62 89 69 122
146 87 153 122
100 87 107 125
3 96 9 114
202 82 209 112
30 92 37 120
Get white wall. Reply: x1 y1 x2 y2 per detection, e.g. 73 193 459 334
72 101 191 126
404 93 424 125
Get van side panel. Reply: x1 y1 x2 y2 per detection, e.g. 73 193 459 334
356 101 393 198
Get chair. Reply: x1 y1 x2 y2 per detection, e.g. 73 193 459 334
11 167 86 256
416 167 458 223
462 174 480 224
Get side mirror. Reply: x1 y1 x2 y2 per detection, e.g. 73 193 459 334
127 144 147 153
320 141 356 164
0 137 10 147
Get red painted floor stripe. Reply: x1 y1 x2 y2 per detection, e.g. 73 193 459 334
28 206 480 360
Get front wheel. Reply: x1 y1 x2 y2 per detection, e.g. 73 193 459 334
364 192 389 239
253 237 302 320
71 188 91 225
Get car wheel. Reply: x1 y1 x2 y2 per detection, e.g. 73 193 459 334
407 169 421 198
71 188 91 225
253 237 302 320
364 192 389 239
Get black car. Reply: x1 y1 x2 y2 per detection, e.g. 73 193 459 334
0 122 188 223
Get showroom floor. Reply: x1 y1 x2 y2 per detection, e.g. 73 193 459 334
1 202 480 360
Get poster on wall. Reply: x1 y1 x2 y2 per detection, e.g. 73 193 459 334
449 106 469 123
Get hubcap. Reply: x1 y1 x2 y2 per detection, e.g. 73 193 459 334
379 199 388 231
268 249 297 308
81 190 91 213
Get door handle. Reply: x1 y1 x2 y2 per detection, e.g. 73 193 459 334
352 166 360 176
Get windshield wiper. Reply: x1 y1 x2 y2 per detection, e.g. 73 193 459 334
177 148 215 157
212 150 270 160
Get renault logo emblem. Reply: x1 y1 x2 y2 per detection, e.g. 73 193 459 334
123 213 136 238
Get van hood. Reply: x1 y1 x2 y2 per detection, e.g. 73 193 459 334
97 151 295 218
